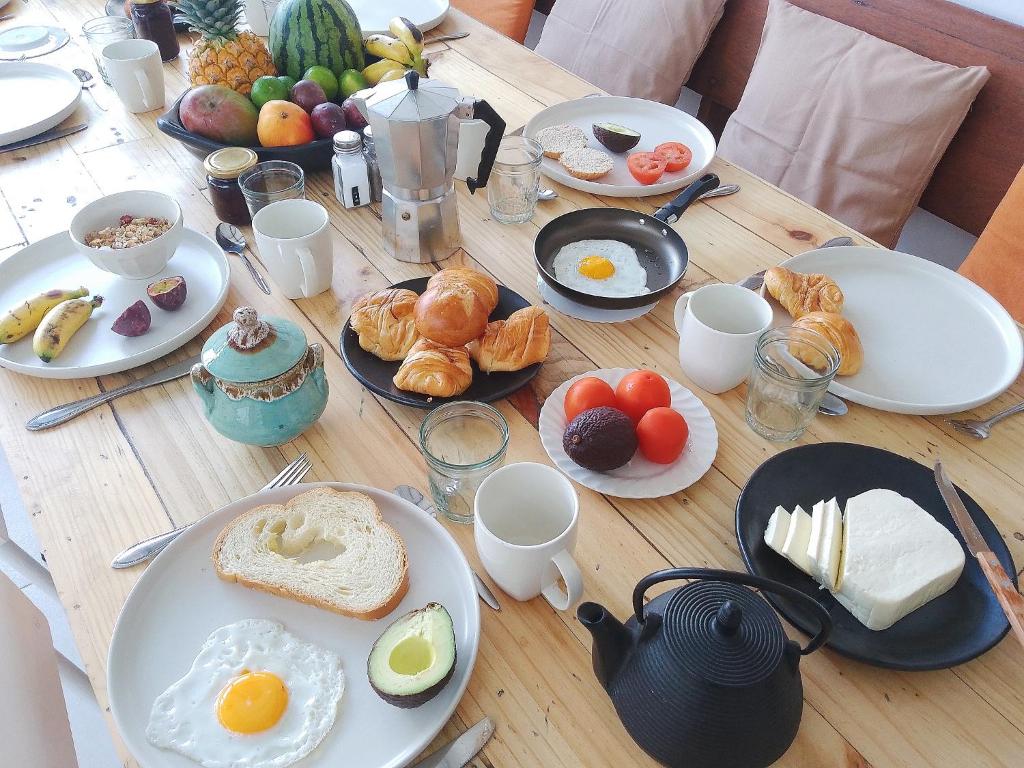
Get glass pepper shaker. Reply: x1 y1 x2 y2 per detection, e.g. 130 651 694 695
204 148 259 226
332 130 371 209
362 126 383 203
131 0 180 62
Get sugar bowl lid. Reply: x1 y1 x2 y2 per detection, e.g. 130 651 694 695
201 307 307 383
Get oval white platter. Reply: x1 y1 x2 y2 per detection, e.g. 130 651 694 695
0 229 229 379
539 368 718 498
0 62 81 145
775 246 1024 415
108 482 480 768
348 0 449 34
524 96 717 198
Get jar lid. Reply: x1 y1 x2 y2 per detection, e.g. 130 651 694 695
201 307 308 383
333 130 362 151
204 147 259 180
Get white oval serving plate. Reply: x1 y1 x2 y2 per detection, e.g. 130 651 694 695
0 62 81 145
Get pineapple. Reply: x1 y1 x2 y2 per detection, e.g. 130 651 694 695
175 0 276 95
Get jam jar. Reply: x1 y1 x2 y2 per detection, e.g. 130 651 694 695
131 0 180 62
205 148 259 225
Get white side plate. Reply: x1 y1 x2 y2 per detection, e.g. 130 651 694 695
0 63 81 145
348 0 449 34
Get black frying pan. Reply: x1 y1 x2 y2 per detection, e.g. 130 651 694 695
534 173 719 310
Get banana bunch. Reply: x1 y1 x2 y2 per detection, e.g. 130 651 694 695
0 287 89 344
33 295 104 363
362 16 428 86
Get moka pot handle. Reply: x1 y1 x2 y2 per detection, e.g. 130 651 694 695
466 99 505 194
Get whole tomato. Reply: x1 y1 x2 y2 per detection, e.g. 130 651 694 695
564 377 619 423
615 369 671 424
636 407 689 464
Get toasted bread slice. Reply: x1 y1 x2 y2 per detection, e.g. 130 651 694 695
535 123 588 159
559 147 614 180
212 487 409 621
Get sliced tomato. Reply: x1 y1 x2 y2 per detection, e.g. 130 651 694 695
627 152 667 185
653 142 693 173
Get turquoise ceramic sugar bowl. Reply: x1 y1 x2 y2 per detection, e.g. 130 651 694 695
191 307 328 446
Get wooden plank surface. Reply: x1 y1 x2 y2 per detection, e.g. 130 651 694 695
1 4 1022 767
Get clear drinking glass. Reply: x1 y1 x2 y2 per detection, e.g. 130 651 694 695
239 161 305 217
419 401 509 524
745 327 840 441
82 16 135 86
487 136 542 224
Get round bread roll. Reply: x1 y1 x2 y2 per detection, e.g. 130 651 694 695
414 268 499 347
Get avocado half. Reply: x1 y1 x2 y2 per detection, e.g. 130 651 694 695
592 122 641 153
367 603 457 708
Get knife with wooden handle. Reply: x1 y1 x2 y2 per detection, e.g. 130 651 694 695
934 461 1024 650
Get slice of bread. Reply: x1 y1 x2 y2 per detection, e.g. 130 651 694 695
535 123 588 159
212 487 409 621
559 147 614 180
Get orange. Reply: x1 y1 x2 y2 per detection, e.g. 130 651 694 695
257 100 314 147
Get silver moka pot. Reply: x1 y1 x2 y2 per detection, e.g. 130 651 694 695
353 71 505 263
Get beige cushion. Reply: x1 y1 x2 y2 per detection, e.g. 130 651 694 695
535 0 726 104
718 0 989 246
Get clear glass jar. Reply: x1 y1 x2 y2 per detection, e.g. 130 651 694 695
419 401 509 524
487 136 542 224
239 160 305 217
745 327 840 441
130 0 180 62
82 16 135 85
205 147 258 225
362 126 383 203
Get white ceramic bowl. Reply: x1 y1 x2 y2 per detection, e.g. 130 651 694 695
69 190 184 280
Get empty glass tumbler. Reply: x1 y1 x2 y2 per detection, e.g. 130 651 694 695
239 161 305 217
745 327 840 441
487 136 542 224
82 16 135 85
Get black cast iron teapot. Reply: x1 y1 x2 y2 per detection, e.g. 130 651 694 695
577 568 832 768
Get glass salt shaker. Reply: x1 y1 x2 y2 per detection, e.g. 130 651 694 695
362 126 383 203
332 130 371 209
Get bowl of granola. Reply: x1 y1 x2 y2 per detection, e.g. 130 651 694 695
70 190 184 279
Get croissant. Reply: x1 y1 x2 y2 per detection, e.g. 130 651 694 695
414 268 500 347
764 266 844 319
467 306 551 373
393 339 473 398
349 288 420 361
791 311 864 376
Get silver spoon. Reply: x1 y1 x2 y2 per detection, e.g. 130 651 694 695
216 223 271 295
947 401 1024 439
537 188 558 201
73 68 106 112
818 393 848 416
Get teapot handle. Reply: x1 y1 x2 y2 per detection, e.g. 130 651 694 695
465 98 505 194
633 567 832 655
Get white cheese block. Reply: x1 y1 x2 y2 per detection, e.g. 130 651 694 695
806 500 827 582
764 507 791 556
781 505 814 576
835 488 965 631
818 498 844 591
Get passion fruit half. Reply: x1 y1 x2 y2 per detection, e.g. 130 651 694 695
147 275 187 311
111 300 152 337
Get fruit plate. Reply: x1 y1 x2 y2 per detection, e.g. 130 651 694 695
340 277 543 409
108 482 480 768
348 0 449 34
0 229 229 379
0 63 81 145
736 443 1014 670
538 368 718 498
523 96 716 198
157 92 335 171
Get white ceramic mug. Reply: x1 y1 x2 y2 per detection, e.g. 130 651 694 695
101 39 165 114
252 199 334 299
455 118 488 181
474 462 583 611
674 283 774 394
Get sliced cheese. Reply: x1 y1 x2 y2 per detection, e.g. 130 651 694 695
835 488 965 631
806 500 827 583
818 498 844 591
781 505 814 576
764 506 791 557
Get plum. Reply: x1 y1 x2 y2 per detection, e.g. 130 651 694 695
310 103 347 139
341 97 369 133
147 275 187 311
111 300 152 337
290 80 327 113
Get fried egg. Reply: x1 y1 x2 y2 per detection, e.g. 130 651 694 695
551 239 650 297
146 619 344 768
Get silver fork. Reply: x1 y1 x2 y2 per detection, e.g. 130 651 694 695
110 453 312 568
947 402 1024 439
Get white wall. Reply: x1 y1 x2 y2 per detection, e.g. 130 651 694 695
946 0 1024 26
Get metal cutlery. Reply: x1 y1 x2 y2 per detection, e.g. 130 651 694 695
424 31 470 44
26 356 199 431
947 401 1024 439
0 13 15 21
736 236 855 292
817 393 849 416
414 717 494 768
111 453 311 568
393 485 501 611
0 123 87 154
216 222 272 295
934 461 1024 650
700 183 740 200
73 68 106 112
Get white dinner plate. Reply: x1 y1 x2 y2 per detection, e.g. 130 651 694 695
348 0 449 34
0 229 229 379
108 482 480 768
0 62 80 145
539 369 718 498
524 96 716 198
775 246 1023 415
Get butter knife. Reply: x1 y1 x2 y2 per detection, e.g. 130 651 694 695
736 236 855 291
0 123 88 154
415 718 494 768
934 461 1024 650
25 355 199 431
393 484 501 611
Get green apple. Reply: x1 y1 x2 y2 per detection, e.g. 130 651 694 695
303 65 339 101
250 76 290 109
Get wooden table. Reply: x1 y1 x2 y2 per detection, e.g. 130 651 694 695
2 4 1023 767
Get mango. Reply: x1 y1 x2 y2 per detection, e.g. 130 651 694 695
180 85 259 147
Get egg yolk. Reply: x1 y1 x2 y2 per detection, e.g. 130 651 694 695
578 256 616 280
216 670 288 734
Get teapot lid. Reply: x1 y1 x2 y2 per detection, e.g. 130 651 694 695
201 307 307 383
365 71 461 122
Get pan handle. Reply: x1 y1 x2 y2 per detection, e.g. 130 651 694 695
653 174 720 225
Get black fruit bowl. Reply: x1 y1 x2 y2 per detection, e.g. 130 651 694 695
156 92 335 172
